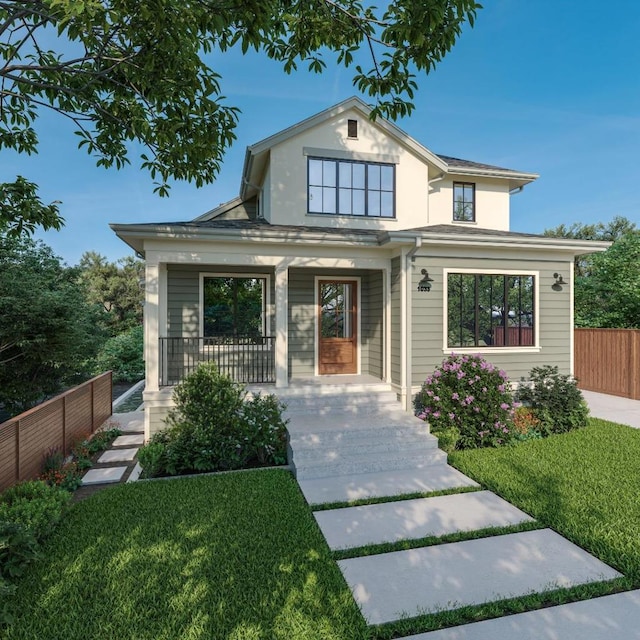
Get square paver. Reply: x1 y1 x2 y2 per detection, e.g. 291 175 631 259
338 528 622 625
315 490 534 550
112 434 144 447
98 448 138 464
82 467 127 485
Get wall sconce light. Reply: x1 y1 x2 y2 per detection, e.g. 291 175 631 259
417 269 434 292
552 273 567 291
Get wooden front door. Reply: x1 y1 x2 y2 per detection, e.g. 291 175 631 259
318 280 358 375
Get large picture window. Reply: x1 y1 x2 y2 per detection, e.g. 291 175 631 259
308 157 394 217
447 273 535 348
202 276 266 337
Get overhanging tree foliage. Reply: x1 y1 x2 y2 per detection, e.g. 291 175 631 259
78 251 143 335
1 0 481 233
544 216 640 328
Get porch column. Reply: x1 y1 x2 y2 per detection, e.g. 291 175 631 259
144 260 167 393
274 264 289 388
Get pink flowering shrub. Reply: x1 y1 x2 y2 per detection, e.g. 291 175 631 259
414 354 518 449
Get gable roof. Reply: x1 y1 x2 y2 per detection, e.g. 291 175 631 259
231 96 538 208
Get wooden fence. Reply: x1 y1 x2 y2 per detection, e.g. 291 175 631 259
574 329 640 400
0 372 112 492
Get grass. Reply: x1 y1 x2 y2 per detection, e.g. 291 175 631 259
3 469 367 640
311 484 480 511
449 418 640 584
5 418 639 639
332 520 544 561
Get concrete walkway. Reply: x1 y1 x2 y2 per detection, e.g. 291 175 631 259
583 390 640 429
285 383 639 638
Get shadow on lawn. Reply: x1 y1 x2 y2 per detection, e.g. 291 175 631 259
5 470 367 640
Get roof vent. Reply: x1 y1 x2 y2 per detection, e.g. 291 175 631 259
347 119 358 138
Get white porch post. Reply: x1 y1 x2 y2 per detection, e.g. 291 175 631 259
144 261 160 394
274 264 289 388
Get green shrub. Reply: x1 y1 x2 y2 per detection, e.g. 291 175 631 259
141 363 288 477
137 440 168 478
0 522 38 583
434 425 461 453
93 325 143 383
515 365 589 434
414 354 517 449
0 481 71 542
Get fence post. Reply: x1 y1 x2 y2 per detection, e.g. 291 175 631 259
632 332 640 400
15 420 20 483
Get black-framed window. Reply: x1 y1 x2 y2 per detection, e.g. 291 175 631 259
308 157 395 217
453 182 475 221
447 273 535 348
203 276 266 337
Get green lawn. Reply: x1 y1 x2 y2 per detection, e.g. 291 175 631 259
5 419 640 639
450 418 640 584
4 470 367 640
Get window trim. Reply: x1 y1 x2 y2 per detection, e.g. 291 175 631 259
442 268 541 353
453 181 476 222
198 272 271 339
307 156 396 219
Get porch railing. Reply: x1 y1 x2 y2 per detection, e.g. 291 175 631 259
159 336 276 386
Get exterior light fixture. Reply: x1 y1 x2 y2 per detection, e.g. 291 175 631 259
417 269 434 292
552 273 567 291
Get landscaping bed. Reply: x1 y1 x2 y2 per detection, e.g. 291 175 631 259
449 418 640 584
3 470 366 640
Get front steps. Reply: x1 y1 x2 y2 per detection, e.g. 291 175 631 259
279 384 445 481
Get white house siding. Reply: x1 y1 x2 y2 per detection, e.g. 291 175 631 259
410 253 573 389
266 107 432 231
428 177 511 230
287 268 384 379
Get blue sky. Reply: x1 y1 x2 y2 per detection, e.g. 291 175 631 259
4 0 640 264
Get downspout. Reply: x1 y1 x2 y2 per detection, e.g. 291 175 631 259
403 236 422 410
427 173 445 225
509 186 524 195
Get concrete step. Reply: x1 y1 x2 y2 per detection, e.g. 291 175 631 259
291 434 439 464
281 390 399 414
293 448 447 480
404 590 640 640
298 464 479 505
314 490 535 550
338 528 622 625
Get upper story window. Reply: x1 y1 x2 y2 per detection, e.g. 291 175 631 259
447 273 535 348
453 182 475 222
308 157 395 218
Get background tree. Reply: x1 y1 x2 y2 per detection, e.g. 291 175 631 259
0 234 104 414
78 251 144 335
543 216 640 328
0 0 481 234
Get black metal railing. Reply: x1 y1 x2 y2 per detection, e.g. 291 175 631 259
159 336 276 386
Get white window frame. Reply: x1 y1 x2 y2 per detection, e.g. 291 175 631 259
442 268 541 354
199 272 272 340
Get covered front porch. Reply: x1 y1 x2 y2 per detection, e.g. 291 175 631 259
143 252 392 438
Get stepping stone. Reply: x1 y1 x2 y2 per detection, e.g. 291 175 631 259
112 412 144 433
337 529 622 625
112 434 144 447
98 448 138 464
404 589 640 639
298 465 478 505
82 467 127 485
315 491 534 550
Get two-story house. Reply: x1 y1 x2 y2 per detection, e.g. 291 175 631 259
112 97 608 439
